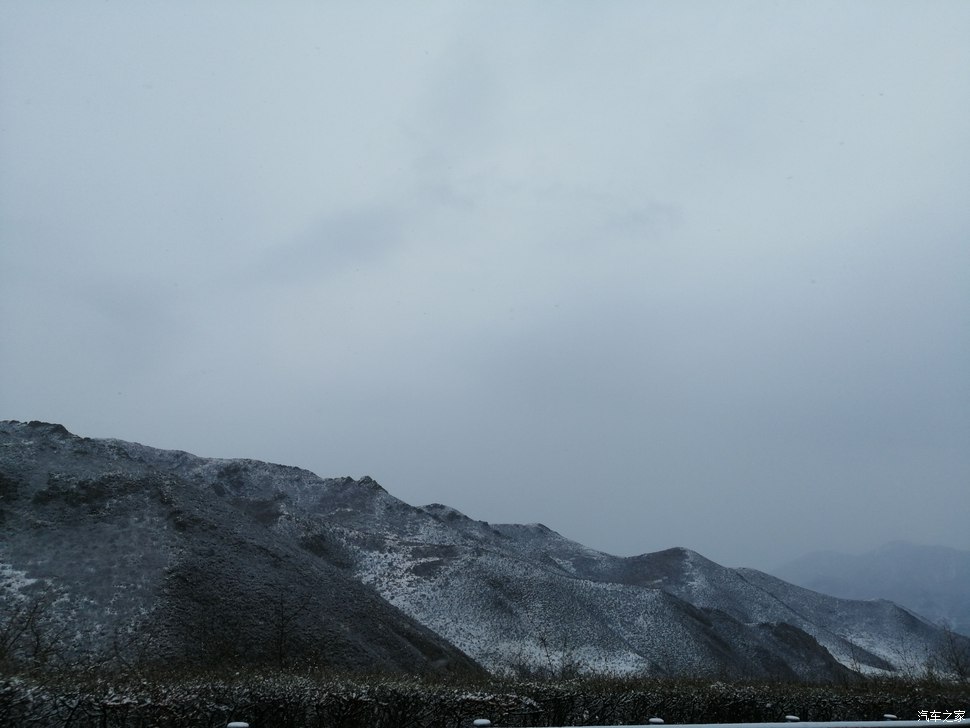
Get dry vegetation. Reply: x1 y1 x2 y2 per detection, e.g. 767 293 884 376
1 667 968 728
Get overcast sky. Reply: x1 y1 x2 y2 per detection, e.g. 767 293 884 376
2 2 968 571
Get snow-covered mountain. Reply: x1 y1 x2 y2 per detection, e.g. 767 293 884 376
0 421 482 675
2 421 965 680
773 542 970 637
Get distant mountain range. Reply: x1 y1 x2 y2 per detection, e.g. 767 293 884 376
2 420 967 681
772 542 970 637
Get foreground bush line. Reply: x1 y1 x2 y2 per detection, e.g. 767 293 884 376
1 669 968 728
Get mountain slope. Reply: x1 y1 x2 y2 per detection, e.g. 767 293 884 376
0 420 483 675
2 421 966 681
333 501 944 678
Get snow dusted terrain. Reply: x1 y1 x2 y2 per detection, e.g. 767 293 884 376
1 420 964 679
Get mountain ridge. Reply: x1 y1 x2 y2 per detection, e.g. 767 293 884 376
2 420 966 681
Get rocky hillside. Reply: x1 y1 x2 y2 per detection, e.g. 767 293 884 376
2 420 966 681
0 421 483 675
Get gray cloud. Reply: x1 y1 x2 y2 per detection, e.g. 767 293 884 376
258 207 408 285
2 2 968 570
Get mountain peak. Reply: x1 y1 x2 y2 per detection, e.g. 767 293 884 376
3 419 73 438
356 475 385 492
27 420 72 436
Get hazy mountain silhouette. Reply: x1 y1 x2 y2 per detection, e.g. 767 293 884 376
773 542 970 637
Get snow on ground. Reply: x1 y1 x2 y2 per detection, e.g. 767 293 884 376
0 562 40 597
